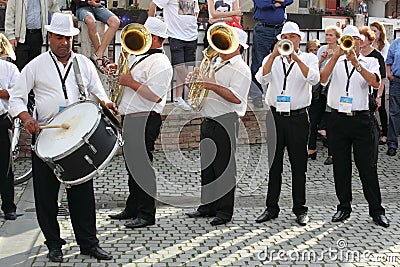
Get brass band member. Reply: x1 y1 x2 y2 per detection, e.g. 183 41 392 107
9 13 115 262
108 17 173 228
255 22 320 226
185 26 251 226
0 41 20 221
320 25 389 227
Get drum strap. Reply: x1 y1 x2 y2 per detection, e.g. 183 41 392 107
49 51 73 99
72 57 87 101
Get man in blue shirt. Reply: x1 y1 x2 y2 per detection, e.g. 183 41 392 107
250 0 293 108
386 38 400 156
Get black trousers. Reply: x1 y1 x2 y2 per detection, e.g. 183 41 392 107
266 111 309 216
330 110 385 216
308 95 332 154
197 113 238 220
373 88 388 137
13 31 43 71
32 152 98 250
122 113 162 222
0 116 16 214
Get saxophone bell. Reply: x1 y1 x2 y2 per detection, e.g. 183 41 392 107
0 33 16 60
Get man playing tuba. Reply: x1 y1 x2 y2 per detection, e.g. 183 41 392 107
185 26 251 226
108 17 173 229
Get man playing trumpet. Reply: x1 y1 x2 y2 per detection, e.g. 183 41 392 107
108 17 173 229
320 25 389 227
255 21 320 226
185 26 251 226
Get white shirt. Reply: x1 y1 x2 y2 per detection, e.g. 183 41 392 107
153 0 199 41
118 51 173 115
9 51 110 124
202 54 251 117
255 51 320 110
0 60 20 115
325 55 380 111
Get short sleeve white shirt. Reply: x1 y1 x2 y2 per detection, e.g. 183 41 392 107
0 60 19 115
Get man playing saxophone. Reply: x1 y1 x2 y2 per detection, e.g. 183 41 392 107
108 17 173 229
185 26 251 226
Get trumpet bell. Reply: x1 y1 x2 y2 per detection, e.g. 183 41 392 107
277 39 294 57
120 23 152 55
0 33 16 61
340 35 355 52
207 23 239 55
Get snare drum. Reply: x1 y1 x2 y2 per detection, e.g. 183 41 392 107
35 101 122 186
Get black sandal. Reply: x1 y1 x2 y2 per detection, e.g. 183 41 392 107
90 54 105 74
102 56 111 68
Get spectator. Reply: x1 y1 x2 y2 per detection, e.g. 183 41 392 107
5 0 60 71
73 0 120 74
357 0 368 25
250 0 294 108
149 0 199 111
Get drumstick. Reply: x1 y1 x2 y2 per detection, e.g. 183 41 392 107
40 123 70 130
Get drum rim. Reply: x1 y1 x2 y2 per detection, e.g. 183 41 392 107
55 131 122 186
35 101 102 161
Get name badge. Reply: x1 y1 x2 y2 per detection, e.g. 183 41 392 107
339 96 353 113
276 95 291 112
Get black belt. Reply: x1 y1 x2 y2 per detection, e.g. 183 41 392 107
270 106 307 117
26 28 41 34
255 21 284 29
332 108 370 117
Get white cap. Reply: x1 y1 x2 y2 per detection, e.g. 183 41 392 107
277 21 305 40
144 17 168 39
45 13 80 36
342 25 365 41
233 27 249 49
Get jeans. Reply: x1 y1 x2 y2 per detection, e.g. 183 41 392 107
387 77 400 149
250 23 282 99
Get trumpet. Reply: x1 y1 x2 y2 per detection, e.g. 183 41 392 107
340 35 355 54
277 39 294 58
0 33 16 60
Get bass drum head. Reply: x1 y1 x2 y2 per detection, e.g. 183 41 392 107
35 102 100 159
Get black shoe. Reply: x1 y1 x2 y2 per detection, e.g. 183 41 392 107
296 213 309 226
324 156 333 165
387 148 397 156
124 218 155 229
253 96 264 108
255 209 279 223
4 212 17 220
185 210 214 218
81 245 112 260
372 214 390 228
308 152 317 160
331 210 350 222
48 248 63 262
108 210 135 220
210 217 230 226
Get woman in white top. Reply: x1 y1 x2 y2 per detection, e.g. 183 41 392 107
370 21 390 144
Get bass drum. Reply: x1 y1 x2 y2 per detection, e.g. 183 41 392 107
35 101 122 186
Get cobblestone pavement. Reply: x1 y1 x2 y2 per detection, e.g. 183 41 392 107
1 143 400 266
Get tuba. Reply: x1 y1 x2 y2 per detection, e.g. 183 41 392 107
108 23 152 106
0 33 16 60
188 23 239 111
339 35 355 54
277 39 294 58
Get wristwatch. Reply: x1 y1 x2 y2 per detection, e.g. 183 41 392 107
355 64 363 72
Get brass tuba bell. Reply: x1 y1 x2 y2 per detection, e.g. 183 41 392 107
188 23 239 111
339 35 355 54
108 23 152 107
0 33 16 60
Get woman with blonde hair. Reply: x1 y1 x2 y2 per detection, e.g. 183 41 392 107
369 21 390 144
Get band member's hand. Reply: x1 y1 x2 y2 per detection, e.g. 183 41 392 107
185 67 200 84
202 70 216 89
10 39 17 50
106 102 119 115
104 63 118 75
346 49 358 66
119 72 134 87
24 118 40 135
291 51 301 63
271 42 280 58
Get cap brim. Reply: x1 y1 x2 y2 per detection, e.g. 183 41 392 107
45 25 80 36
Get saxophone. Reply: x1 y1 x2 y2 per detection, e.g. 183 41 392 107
188 23 239 111
108 23 152 106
